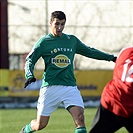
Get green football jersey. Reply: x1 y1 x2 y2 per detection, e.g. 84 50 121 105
25 33 114 87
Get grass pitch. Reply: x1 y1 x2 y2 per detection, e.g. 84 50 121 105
0 108 127 133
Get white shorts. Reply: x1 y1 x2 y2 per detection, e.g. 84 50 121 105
37 85 84 116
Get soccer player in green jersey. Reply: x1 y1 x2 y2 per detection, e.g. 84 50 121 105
20 11 116 133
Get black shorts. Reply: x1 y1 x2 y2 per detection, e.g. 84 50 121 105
89 103 133 133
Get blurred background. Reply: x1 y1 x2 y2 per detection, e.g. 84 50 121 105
0 0 133 108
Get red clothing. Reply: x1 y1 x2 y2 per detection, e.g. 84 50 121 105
101 46 133 118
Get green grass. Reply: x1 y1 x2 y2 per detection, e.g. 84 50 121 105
0 108 127 133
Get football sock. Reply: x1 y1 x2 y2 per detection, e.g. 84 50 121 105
24 123 35 133
75 127 87 133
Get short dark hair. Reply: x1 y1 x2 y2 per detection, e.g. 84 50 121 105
50 11 66 22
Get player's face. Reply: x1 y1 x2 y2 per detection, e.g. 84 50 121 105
50 18 66 37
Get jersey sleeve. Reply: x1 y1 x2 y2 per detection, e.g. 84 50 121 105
24 39 43 79
75 36 114 61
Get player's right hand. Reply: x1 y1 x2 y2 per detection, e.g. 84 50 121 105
24 77 36 88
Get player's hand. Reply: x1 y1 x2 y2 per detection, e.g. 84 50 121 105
24 77 36 88
112 56 117 62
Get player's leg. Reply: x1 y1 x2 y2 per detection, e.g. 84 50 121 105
20 86 61 133
124 115 133 132
89 103 122 133
69 106 87 133
30 115 50 130
63 86 87 133
20 116 50 133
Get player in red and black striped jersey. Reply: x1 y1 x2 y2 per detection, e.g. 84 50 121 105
89 46 133 133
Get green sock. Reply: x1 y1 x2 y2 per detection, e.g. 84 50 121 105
24 123 35 133
75 127 87 133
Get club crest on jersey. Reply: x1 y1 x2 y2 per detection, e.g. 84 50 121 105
51 54 71 68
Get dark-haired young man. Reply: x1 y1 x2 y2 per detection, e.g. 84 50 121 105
20 11 116 133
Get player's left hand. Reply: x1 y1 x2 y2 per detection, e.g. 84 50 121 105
112 56 117 62
24 77 36 88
